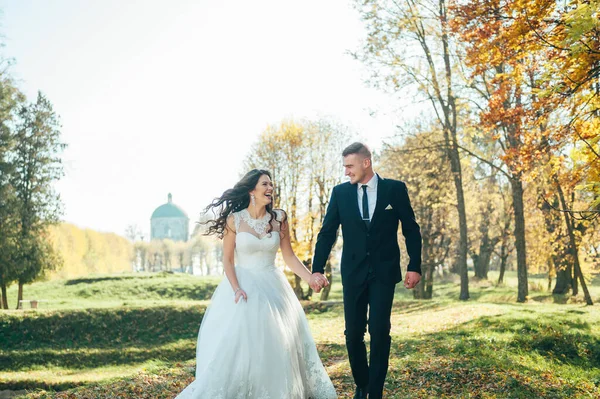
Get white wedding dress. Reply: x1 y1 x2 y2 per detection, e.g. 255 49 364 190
175 209 337 399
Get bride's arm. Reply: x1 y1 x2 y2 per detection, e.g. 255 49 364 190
278 212 328 292
223 215 246 302
279 216 313 283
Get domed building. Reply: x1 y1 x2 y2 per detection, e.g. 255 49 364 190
150 193 189 242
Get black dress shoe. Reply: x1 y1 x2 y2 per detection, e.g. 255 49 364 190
354 386 368 399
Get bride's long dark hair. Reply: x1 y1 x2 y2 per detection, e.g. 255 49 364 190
202 169 285 238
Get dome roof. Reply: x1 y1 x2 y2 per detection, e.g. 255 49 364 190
151 193 189 219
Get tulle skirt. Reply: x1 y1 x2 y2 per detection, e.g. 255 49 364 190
175 265 338 399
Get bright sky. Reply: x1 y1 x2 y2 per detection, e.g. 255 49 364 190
0 0 408 238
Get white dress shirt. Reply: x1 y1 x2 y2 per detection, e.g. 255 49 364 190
357 174 378 221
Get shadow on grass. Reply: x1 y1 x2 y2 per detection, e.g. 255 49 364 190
471 312 600 370
64 276 148 285
70 281 220 301
391 300 444 315
531 293 569 304
379 313 600 398
7 305 600 397
0 306 206 352
0 301 348 383
2 341 196 373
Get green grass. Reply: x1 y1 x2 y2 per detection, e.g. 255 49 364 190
1 271 599 398
3 272 221 310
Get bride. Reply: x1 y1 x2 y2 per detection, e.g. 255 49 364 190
175 169 338 399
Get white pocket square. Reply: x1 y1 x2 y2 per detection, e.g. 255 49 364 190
385 204 393 210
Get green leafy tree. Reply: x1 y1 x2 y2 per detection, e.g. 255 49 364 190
0 74 24 309
10 92 65 307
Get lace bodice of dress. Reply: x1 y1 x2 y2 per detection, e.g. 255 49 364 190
232 209 284 270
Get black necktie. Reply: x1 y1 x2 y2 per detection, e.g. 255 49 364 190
362 185 370 228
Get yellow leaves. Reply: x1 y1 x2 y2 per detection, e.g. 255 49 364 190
563 1 600 45
47 223 134 279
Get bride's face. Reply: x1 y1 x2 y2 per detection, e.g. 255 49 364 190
250 174 274 207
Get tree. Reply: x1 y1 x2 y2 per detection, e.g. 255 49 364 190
125 224 142 242
10 92 65 307
466 171 505 281
245 118 349 300
353 0 470 300
305 119 349 300
495 187 514 285
452 0 600 301
554 173 593 305
450 0 559 302
520 0 600 212
189 234 209 275
537 154 595 304
379 128 454 299
246 119 309 298
0 74 23 309
133 241 149 272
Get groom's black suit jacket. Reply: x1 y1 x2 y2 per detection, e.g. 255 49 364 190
312 175 422 286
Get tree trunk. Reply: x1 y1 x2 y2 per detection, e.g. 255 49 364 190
474 236 498 280
413 273 425 299
556 180 593 305
293 274 304 300
413 263 434 299
496 205 512 286
475 223 500 280
478 246 493 280
510 178 528 302
552 254 573 294
0 282 8 309
414 236 434 299
497 257 506 285
16 281 23 309
447 140 469 300
471 253 481 279
497 233 509 285
424 262 434 299
473 202 497 280
422 0 468 300
572 264 579 296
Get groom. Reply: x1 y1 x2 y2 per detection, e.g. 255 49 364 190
311 142 422 399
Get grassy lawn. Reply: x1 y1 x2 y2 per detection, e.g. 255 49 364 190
1 271 599 398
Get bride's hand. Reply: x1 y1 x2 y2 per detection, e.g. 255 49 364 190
234 288 247 303
309 273 329 293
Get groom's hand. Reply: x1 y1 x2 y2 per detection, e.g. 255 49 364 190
404 271 421 289
309 273 329 293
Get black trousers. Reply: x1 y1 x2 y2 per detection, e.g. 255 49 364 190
343 276 396 399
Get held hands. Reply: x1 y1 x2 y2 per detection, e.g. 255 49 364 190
403 271 421 289
234 287 247 303
309 273 329 293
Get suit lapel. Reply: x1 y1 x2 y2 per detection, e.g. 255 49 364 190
348 183 367 231
369 175 387 229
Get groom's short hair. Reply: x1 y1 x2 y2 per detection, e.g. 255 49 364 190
342 142 372 159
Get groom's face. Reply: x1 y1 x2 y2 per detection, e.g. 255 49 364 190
343 154 370 185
